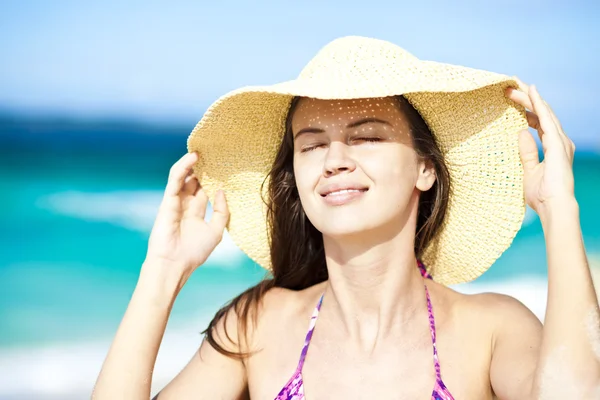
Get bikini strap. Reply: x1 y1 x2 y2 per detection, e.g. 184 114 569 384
418 260 443 380
296 292 325 372
424 284 443 381
417 259 434 280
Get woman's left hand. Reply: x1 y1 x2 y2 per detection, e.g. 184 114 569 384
505 78 576 218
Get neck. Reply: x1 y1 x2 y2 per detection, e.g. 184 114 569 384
321 224 428 352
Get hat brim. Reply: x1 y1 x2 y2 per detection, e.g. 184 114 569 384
187 61 527 285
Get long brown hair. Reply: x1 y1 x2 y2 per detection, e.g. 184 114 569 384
202 95 451 358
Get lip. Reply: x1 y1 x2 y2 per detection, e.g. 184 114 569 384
322 189 367 206
318 183 369 206
318 183 369 197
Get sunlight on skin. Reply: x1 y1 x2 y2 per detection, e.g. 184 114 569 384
589 257 600 361
538 347 585 399
536 306 600 399
586 307 600 362
291 97 433 242
536 259 600 399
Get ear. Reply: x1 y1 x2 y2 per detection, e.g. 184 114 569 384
416 159 436 192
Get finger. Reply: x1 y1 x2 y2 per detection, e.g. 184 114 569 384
524 111 548 148
181 172 200 196
542 100 562 130
516 79 559 131
513 76 530 94
518 129 540 172
506 87 534 111
155 194 181 228
524 85 572 154
208 190 230 234
525 111 541 132
164 152 199 197
186 184 209 219
531 87 574 158
529 85 563 148
542 99 573 152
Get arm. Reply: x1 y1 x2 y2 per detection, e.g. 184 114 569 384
152 286 249 400
92 152 237 399
92 262 248 400
91 262 180 399
534 200 600 397
490 80 600 399
488 294 542 399
490 201 600 400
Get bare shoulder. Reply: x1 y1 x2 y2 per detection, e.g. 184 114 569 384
229 281 325 350
432 282 542 338
443 288 544 399
255 282 326 328
459 290 541 325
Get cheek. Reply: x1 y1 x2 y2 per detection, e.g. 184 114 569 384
363 152 418 192
293 159 321 199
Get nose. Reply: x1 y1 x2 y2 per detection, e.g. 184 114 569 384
323 142 356 177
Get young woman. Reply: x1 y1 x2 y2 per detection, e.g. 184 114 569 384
93 36 600 399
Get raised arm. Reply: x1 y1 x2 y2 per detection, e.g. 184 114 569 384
92 152 245 399
152 301 249 400
490 79 600 399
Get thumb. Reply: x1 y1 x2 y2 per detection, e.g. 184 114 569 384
209 190 230 234
518 129 539 172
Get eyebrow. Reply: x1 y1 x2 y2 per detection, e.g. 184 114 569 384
293 117 392 140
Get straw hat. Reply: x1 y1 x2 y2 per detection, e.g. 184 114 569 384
187 36 528 285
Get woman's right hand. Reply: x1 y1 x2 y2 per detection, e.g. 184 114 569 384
143 152 230 284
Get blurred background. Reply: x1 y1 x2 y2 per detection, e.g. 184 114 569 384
1 0 599 398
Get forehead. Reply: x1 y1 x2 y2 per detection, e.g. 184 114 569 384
291 97 405 126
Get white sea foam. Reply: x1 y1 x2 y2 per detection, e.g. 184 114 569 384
36 190 246 267
0 325 209 399
0 277 553 399
36 190 163 232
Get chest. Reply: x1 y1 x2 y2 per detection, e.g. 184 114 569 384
247 326 492 400
294 347 442 400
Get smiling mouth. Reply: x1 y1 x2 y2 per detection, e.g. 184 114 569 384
323 188 368 197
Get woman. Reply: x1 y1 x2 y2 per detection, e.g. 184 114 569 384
93 37 600 399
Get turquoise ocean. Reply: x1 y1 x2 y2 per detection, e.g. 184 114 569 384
1 116 599 398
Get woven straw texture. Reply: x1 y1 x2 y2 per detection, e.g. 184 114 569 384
187 36 528 285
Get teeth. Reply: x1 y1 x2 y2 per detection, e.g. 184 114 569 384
327 189 363 196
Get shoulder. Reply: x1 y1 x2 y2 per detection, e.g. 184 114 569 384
429 282 542 335
458 290 541 326
211 281 325 353
453 292 543 399
256 282 326 330
444 286 543 347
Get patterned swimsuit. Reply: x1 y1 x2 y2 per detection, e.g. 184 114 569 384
274 261 456 400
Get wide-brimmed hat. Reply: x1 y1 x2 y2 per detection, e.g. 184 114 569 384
187 36 527 285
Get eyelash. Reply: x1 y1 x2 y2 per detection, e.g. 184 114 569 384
300 137 382 153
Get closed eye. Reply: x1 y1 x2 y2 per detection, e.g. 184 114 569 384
354 137 382 143
300 143 325 153
300 137 382 153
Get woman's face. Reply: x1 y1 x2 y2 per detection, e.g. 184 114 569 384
292 97 435 238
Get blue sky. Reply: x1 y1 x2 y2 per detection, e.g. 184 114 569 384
1 0 599 148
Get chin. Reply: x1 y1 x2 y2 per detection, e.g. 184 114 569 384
316 215 382 238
